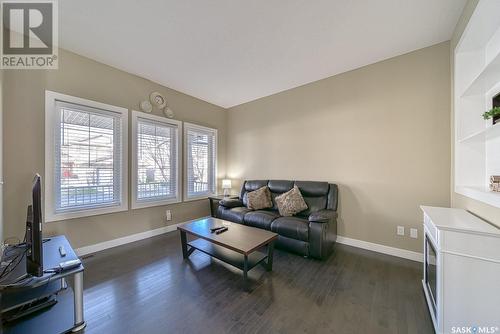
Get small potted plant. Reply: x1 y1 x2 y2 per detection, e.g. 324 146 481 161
482 106 500 125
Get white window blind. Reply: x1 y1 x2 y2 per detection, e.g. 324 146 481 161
55 101 123 212
133 113 180 207
185 123 217 199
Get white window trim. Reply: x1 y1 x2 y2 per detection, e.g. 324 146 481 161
183 122 218 201
131 111 182 209
44 90 129 222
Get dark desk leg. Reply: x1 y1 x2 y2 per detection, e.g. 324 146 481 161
71 271 86 332
180 231 188 259
266 241 275 272
243 255 249 283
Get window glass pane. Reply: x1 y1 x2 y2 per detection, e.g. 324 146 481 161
57 104 121 211
186 125 216 198
136 119 177 201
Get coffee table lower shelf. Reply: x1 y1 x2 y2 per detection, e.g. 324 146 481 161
187 238 268 271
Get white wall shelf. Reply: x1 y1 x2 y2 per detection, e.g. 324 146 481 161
455 186 500 208
461 49 500 97
458 122 500 143
454 0 500 209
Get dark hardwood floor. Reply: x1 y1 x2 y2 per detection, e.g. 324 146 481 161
78 231 433 334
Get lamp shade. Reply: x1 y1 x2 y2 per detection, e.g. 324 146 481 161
222 179 232 189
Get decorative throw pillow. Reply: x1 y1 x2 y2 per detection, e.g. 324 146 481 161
247 186 272 210
275 185 308 216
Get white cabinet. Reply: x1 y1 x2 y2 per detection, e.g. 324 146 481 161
421 206 500 334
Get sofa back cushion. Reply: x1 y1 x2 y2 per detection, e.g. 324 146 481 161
268 180 293 211
294 181 329 216
241 180 268 207
240 180 337 215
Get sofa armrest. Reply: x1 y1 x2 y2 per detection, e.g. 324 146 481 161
219 198 243 208
308 209 337 223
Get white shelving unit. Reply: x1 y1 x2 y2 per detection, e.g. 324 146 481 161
454 0 500 208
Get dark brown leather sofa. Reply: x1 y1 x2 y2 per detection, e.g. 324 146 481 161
217 180 338 260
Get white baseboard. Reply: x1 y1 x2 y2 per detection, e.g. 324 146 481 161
336 236 423 262
75 223 182 256
75 223 423 263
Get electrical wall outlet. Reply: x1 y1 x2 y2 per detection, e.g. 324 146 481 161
165 210 172 221
410 228 418 239
397 226 405 236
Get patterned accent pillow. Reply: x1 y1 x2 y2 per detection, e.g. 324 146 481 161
275 185 308 216
247 186 272 210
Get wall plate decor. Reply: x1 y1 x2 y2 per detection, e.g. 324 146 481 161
150 92 167 109
139 100 153 113
163 107 174 119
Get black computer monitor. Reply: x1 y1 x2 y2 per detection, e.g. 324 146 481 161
26 174 43 277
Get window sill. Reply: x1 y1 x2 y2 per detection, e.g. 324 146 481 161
131 198 181 210
45 204 129 223
183 194 216 202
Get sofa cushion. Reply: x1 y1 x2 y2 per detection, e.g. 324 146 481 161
219 206 252 224
268 180 294 193
243 210 279 230
275 185 308 216
246 186 272 210
294 181 329 196
271 216 309 242
295 181 329 216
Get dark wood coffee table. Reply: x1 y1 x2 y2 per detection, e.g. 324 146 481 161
177 217 278 286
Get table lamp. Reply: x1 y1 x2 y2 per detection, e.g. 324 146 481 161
222 179 232 197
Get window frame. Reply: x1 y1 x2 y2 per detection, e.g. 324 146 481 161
183 122 218 201
131 111 182 209
45 90 129 222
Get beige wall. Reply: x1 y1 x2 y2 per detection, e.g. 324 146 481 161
450 0 500 228
226 42 451 253
2 20 479 254
2 49 227 248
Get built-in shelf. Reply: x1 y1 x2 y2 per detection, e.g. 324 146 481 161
458 122 500 143
454 1 500 209
455 186 500 209
461 50 500 97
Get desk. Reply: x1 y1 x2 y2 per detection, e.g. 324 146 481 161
1 235 85 333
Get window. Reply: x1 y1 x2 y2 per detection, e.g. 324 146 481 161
131 111 181 208
184 123 217 200
45 91 128 222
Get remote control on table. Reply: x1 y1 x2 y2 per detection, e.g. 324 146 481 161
215 227 228 234
210 226 225 233
59 246 66 257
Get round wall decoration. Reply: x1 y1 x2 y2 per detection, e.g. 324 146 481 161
163 107 175 119
150 92 167 109
139 100 152 113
